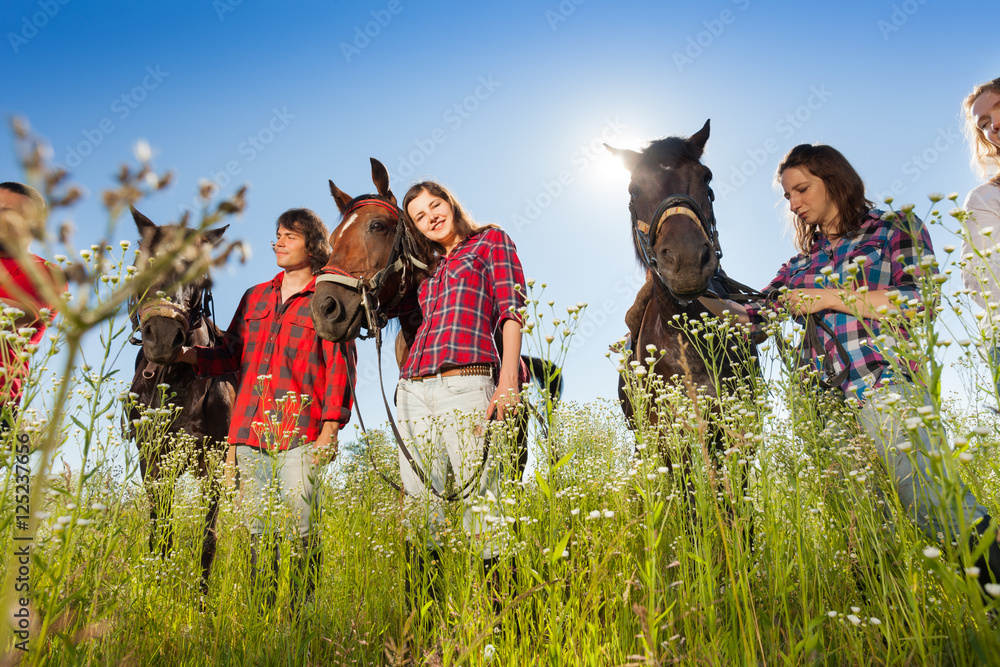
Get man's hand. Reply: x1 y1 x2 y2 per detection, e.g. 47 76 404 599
311 421 340 466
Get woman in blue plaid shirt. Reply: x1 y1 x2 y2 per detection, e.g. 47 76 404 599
709 144 1000 595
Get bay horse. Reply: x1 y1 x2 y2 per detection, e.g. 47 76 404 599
308 158 561 484
126 206 236 594
606 120 759 504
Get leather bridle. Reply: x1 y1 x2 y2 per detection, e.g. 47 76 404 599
129 285 212 346
314 195 427 340
629 191 722 272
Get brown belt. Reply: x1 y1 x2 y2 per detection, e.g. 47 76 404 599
409 364 493 381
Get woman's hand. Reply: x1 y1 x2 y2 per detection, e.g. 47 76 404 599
781 288 834 316
487 374 521 420
488 318 523 421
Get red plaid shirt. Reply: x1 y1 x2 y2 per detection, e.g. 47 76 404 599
401 228 526 379
195 272 356 450
1 255 59 407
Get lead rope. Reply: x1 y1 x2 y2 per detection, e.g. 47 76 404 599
340 331 492 503
705 271 852 390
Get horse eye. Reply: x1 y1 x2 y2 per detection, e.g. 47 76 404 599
370 220 387 233
703 170 713 183
629 187 641 199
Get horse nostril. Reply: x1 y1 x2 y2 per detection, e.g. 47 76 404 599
701 245 712 268
172 330 184 348
322 296 343 322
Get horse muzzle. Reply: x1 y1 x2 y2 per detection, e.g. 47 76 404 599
309 282 366 342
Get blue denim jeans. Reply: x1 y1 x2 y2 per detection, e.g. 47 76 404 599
857 382 989 540
396 374 506 560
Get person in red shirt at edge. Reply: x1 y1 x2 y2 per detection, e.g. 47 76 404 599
0 182 60 431
397 181 526 614
176 208 356 614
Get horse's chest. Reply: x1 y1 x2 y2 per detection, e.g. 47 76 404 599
637 299 715 395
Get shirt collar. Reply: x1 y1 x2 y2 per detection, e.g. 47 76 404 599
269 271 317 295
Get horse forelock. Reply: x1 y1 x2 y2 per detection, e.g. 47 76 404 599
640 136 704 170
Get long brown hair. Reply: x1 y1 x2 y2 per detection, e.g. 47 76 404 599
400 181 499 255
777 144 873 254
963 77 1000 184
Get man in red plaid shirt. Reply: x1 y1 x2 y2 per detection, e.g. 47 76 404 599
177 207 355 614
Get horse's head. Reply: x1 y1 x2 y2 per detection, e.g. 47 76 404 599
607 119 720 301
310 158 428 342
132 206 227 363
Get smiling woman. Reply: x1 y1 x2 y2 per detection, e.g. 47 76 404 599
395 180 527 615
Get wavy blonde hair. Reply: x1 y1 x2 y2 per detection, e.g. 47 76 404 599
963 77 1000 184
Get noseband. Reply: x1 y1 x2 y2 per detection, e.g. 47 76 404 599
630 192 722 271
314 195 428 339
129 287 212 346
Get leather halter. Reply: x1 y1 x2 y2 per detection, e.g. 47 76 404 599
630 192 722 272
314 196 428 339
129 286 212 346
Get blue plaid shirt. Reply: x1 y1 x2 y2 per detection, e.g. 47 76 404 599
745 209 936 397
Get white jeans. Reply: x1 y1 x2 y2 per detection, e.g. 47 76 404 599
396 374 506 559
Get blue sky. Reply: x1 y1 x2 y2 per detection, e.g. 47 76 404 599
2 0 998 465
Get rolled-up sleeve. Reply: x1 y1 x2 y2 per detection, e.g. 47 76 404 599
487 229 526 327
320 339 356 426
886 212 936 307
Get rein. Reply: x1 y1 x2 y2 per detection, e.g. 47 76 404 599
704 275 851 391
340 329 493 503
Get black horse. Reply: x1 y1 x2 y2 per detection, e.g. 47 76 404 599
126 206 236 594
606 120 759 502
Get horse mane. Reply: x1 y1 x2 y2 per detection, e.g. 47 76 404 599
641 135 703 167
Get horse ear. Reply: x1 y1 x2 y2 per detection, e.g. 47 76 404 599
203 224 229 247
605 145 642 173
131 205 157 236
370 158 395 204
689 119 711 156
328 180 353 214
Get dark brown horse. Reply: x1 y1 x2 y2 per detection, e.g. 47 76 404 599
127 206 236 594
309 158 561 480
606 120 759 471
